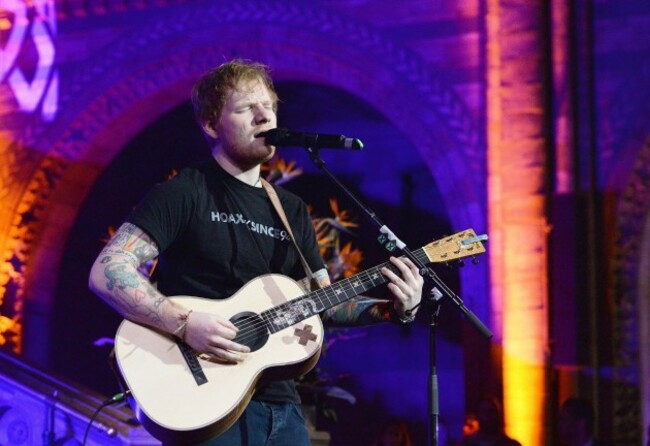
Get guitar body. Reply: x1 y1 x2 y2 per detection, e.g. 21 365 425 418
113 229 487 445
114 274 323 445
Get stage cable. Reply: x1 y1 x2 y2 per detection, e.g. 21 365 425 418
82 390 130 446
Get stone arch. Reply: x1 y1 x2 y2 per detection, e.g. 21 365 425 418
611 136 650 444
14 2 488 356
600 72 650 444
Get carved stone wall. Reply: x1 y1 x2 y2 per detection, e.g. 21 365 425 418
5 0 488 361
611 139 650 444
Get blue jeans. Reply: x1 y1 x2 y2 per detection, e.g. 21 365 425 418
195 401 311 446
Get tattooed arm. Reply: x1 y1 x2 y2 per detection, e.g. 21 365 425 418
88 222 171 327
88 222 249 362
322 297 394 326
321 256 424 326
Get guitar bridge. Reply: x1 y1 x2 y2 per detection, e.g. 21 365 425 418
176 338 208 386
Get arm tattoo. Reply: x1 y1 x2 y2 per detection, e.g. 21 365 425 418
100 260 165 326
103 222 160 265
323 297 391 326
95 223 167 328
105 263 141 291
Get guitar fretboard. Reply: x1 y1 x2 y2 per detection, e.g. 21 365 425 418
261 247 428 333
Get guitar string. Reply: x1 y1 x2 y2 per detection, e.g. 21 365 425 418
216 246 450 346
204 257 400 348
217 264 388 345
180 239 473 357
228 268 388 346
213 248 435 346
221 239 474 343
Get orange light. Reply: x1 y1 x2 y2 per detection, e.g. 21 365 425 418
486 0 549 444
0 128 24 353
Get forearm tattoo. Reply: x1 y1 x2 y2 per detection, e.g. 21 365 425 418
323 297 391 326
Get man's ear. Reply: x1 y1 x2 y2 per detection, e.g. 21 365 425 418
201 120 219 139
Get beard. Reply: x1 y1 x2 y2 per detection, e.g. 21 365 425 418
220 139 276 171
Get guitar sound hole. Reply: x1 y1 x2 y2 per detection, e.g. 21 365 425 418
231 312 269 352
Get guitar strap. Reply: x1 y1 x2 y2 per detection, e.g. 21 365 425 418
260 178 319 290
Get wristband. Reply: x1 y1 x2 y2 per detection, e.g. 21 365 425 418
173 309 193 341
389 306 416 325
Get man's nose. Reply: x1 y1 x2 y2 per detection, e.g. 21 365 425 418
254 105 273 123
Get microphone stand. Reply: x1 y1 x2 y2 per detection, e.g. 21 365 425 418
301 145 493 446
425 286 444 446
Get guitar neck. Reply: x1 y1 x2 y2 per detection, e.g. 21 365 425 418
262 247 427 333
260 229 487 333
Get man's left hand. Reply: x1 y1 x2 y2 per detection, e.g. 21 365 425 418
381 256 424 319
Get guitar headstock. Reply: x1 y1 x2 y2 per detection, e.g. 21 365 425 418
423 229 488 263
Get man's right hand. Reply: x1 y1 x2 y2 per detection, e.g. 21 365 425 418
182 311 251 363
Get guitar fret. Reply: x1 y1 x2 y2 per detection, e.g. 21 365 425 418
367 269 383 287
321 287 336 308
320 285 340 307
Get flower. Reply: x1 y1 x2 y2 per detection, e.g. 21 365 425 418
327 242 364 280
261 156 303 185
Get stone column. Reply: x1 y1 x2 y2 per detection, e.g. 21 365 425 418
485 0 552 444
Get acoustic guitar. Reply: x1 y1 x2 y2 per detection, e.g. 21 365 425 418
114 229 487 444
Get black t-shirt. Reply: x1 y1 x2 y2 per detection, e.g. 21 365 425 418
127 159 324 403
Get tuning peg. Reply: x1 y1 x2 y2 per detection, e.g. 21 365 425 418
472 257 480 265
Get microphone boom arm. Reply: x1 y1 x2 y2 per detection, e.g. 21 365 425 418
302 145 492 339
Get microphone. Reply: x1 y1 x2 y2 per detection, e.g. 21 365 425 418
258 128 364 150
